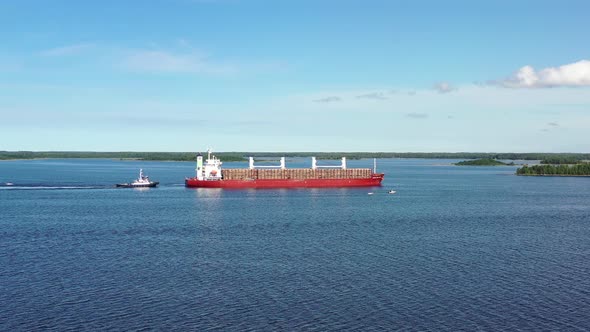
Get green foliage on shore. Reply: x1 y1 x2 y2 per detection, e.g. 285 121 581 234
0 151 246 162
245 152 590 161
540 157 589 164
454 158 510 166
516 164 590 176
2 151 590 162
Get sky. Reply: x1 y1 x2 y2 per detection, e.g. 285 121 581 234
1 0 589 152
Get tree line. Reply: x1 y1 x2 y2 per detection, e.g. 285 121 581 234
0 151 245 161
516 164 590 176
540 157 590 164
454 158 510 166
2 151 590 162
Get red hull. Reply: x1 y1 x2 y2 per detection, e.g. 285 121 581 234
185 174 384 188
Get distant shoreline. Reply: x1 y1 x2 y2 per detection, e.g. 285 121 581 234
516 174 590 177
2 151 589 162
454 158 513 166
0 157 196 163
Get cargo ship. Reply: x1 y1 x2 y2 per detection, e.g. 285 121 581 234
185 150 384 188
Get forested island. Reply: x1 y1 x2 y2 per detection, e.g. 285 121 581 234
2 151 590 162
540 157 589 164
454 158 512 166
517 163 590 176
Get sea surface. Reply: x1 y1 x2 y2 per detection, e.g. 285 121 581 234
1 158 590 331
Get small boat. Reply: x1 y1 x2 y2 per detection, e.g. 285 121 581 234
5 182 14 186
367 192 374 195
116 169 159 188
388 190 396 194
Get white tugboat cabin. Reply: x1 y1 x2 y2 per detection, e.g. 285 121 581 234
117 169 159 188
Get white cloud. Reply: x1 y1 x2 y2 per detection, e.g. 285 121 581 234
499 60 590 88
356 92 388 100
313 96 341 103
433 82 456 93
123 50 235 75
40 43 95 56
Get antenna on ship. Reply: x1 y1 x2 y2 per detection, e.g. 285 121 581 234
373 158 377 173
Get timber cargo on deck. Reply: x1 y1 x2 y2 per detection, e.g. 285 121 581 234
185 150 384 188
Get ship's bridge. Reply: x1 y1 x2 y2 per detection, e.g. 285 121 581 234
196 150 223 180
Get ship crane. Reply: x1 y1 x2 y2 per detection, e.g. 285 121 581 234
248 156 348 170
312 157 347 170
249 157 286 169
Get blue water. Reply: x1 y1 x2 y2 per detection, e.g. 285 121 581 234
1 159 590 331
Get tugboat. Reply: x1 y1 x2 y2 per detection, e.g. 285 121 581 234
116 169 159 188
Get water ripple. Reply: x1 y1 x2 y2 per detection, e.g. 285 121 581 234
2 159 590 330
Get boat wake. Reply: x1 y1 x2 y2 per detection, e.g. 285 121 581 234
0 184 112 191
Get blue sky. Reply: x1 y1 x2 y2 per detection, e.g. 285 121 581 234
1 0 589 152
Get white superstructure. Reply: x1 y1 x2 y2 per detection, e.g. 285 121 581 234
117 169 159 188
131 169 152 185
195 149 223 180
